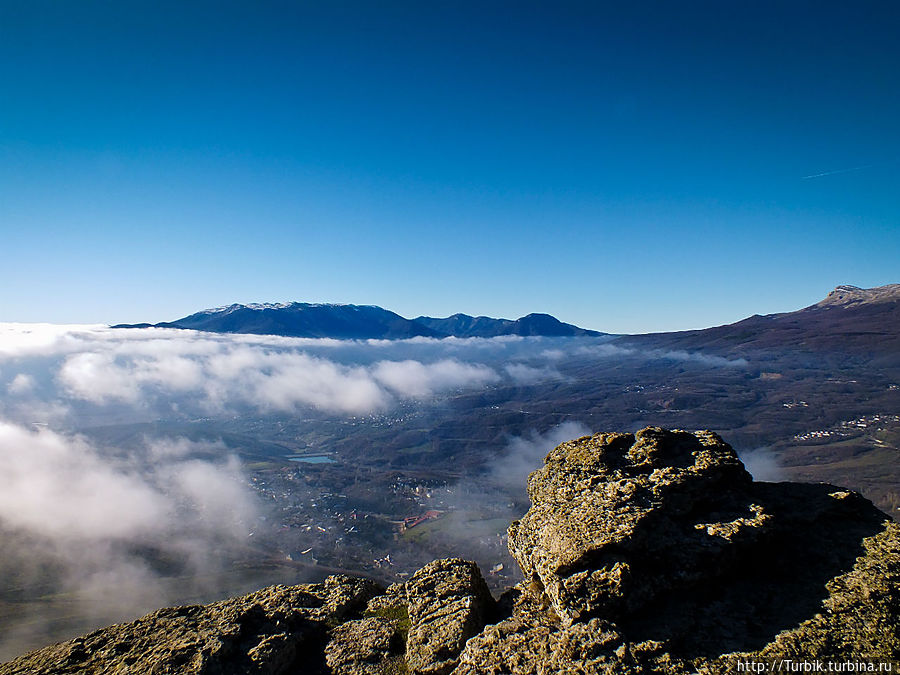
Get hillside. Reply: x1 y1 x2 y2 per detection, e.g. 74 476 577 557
3 428 896 674
623 284 900 358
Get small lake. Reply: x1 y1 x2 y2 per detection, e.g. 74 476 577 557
288 455 337 464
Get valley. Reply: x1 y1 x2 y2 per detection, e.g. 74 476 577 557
1 286 899 661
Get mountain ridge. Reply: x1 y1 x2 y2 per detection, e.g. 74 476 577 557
112 304 604 339
110 283 898 350
812 283 900 309
414 311 601 338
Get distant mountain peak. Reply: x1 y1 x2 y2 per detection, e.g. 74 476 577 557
618 281 900 356
815 284 900 309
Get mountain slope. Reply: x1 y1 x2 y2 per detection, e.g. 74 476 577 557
621 284 900 357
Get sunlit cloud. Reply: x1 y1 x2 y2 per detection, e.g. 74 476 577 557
7 373 34 394
0 325 511 418
0 324 746 428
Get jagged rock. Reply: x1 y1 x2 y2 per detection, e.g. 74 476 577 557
3 428 898 675
405 558 495 675
365 582 408 615
316 574 384 622
508 427 760 625
468 427 898 673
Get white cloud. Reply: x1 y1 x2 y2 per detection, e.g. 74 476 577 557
576 341 748 367
244 352 391 414
0 325 509 416
58 352 143 404
540 348 565 360
0 323 102 358
490 421 593 491
0 422 255 544
739 447 786 482
8 373 34 394
503 363 566 385
372 359 500 397
0 422 168 540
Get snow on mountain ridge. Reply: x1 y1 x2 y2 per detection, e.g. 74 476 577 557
196 302 385 315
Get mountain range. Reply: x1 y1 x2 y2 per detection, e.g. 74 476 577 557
112 304 605 339
113 284 900 354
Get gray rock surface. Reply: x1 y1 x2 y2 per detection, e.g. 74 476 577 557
508 427 757 625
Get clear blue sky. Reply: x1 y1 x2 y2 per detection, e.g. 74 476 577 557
1 1 898 333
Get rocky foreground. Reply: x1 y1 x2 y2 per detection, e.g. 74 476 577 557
2 428 898 674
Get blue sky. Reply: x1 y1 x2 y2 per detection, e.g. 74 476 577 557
1 1 898 333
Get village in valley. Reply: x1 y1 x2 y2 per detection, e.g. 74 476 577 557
791 412 900 443
242 459 520 591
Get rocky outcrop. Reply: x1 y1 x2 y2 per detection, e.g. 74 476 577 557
508 428 758 626
463 427 899 673
3 428 898 674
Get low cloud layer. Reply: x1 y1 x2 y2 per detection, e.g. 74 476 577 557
738 447 786 482
0 326 518 422
576 342 748 367
0 325 749 428
0 420 258 659
488 421 593 492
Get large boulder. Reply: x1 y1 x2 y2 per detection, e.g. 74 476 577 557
508 427 760 625
325 617 403 675
476 427 899 672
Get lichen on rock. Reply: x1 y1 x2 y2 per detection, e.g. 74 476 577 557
404 558 495 675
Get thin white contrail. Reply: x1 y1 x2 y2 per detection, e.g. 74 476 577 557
802 159 897 180
802 163 879 179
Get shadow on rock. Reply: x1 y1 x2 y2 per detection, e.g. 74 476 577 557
622 481 887 657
